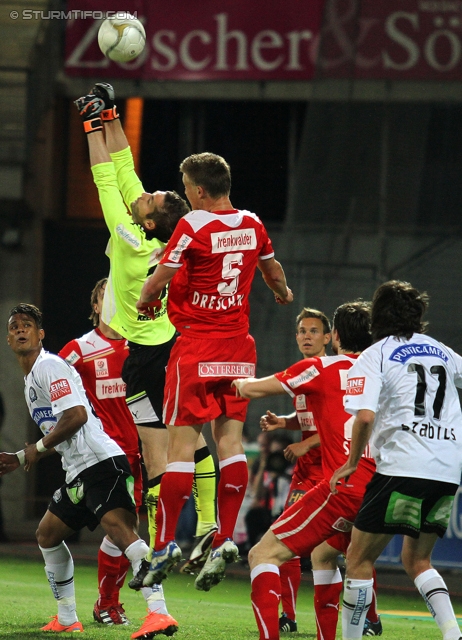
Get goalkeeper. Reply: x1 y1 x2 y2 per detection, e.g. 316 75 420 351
74 84 218 637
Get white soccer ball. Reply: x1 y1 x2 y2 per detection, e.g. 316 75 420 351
98 13 146 63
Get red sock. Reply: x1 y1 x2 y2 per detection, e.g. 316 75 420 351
115 554 130 599
97 543 123 609
280 557 301 621
313 569 343 640
251 564 281 640
214 455 248 547
155 463 194 548
367 569 379 623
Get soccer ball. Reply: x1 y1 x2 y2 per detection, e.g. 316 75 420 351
98 13 146 63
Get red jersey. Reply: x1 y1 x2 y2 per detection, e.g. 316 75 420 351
59 328 139 455
160 209 274 338
291 393 323 484
275 354 375 497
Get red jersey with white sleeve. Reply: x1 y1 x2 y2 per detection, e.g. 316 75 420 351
291 393 323 485
59 328 139 456
160 209 274 339
274 354 375 498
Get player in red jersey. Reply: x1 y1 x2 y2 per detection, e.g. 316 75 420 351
260 308 331 633
132 151 293 593
59 279 176 631
233 301 375 640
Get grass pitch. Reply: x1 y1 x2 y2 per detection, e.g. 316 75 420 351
0 556 461 639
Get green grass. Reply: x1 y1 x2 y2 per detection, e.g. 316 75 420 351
0 557 461 639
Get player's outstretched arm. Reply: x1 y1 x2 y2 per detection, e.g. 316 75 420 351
233 375 285 399
260 410 300 432
137 265 176 308
258 257 293 305
74 93 110 166
329 409 375 494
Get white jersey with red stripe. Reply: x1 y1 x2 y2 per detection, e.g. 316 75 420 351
275 355 375 497
160 208 274 338
59 328 139 455
25 349 123 484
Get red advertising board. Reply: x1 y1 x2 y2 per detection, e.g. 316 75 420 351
64 0 324 80
64 0 462 81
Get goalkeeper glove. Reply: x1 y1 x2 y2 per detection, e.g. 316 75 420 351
74 94 104 134
91 82 119 121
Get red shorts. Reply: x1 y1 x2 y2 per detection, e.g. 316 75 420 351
163 333 256 426
271 479 363 558
126 451 143 511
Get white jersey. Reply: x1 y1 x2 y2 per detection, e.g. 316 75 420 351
25 349 123 483
344 333 462 484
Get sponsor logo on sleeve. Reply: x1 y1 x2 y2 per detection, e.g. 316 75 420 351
286 365 320 389
50 379 72 403
65 350 80 366
115 224 141 249
389 343 449 364
32 407 57 428
94 358 109 378
198 362 256 377
211 228 257 253
346 377 365 395
96 378 127 399
168 234 193 263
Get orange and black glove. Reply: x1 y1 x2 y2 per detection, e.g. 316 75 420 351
74 94 105 134
91 82 119 122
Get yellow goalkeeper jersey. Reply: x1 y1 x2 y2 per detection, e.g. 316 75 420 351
91 146 175 346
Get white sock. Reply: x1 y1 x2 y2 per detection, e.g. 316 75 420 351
342 578 373 639
124 538 150 574
142 583 169 615
415 569 462 640
39 543 77 625
313 568 342 585
100 535 122 557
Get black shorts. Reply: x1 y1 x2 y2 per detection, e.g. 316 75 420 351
354 472 458 539
48 455 137 532
122 335 176 428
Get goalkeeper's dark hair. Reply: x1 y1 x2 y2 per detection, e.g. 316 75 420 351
371 280 429 342
7 303 43 330
332 300 372 353
145 190 189 243
89 277 108 327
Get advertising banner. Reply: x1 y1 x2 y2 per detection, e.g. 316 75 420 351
63 0 462 81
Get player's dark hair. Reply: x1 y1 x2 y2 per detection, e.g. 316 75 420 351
145 190 189 243
89 277 107 327
180 152 231 198
371 280 429 342
7 303 43 330
296 307 331 334
332 300 371 353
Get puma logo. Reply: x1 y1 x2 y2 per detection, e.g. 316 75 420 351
86 340 96 348
326 603 339 610
269 590 281 600
225 483 243 492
